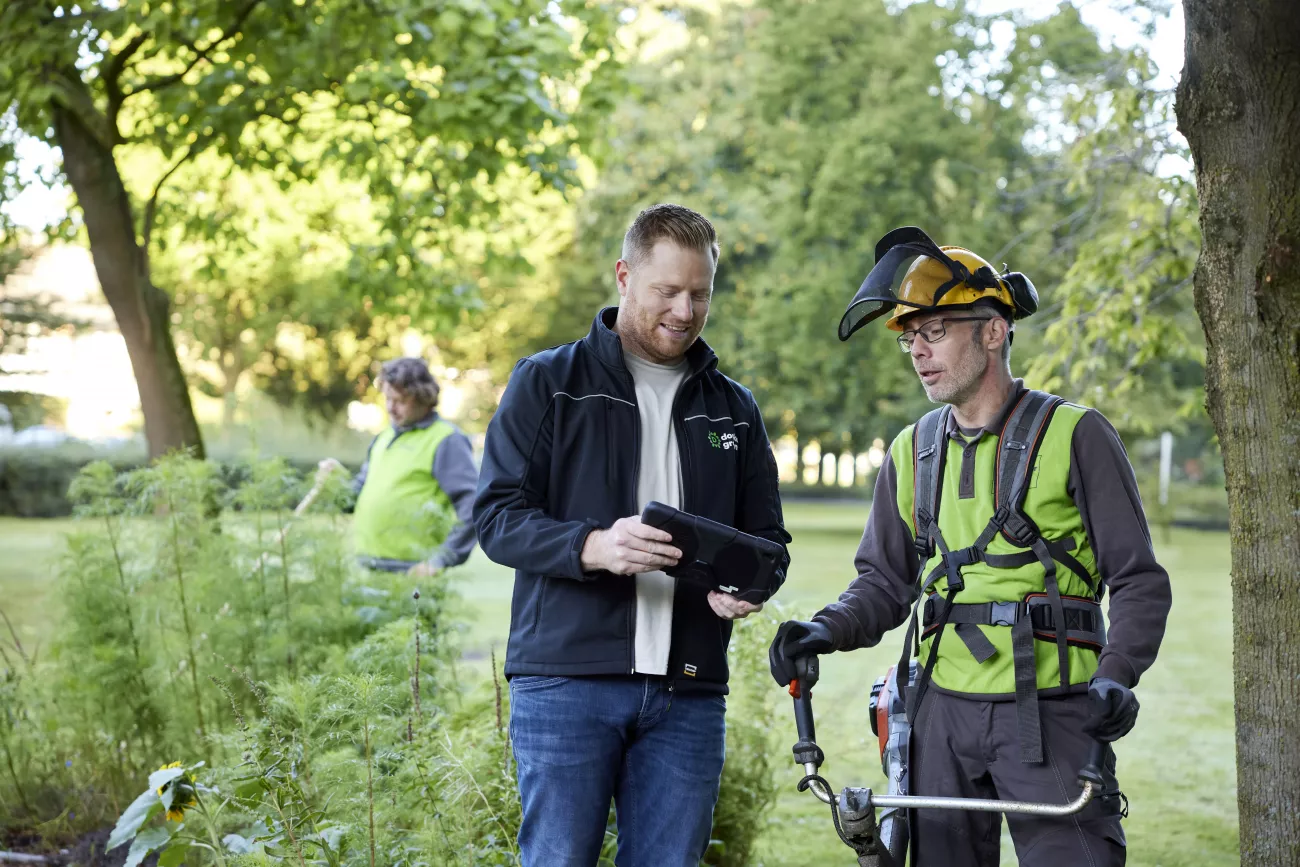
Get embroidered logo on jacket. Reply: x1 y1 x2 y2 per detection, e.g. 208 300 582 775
683 663 698 677
708 431 738 451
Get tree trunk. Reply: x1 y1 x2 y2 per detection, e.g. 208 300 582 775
52 106 204 460
1176 1 1300 862
220 352 244 431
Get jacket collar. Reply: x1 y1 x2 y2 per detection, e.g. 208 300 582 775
586 306 718 377
946 379 1028 440
394 409 440 435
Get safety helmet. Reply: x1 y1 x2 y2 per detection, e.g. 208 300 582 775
838 227 1039 341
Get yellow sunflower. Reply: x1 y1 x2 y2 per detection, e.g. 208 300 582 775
155 762 195 822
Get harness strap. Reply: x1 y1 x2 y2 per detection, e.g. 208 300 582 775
1011 608 1042 763
1043 537 1099 599
980 536 1077 570
921 593 1107 650
900 390 1089 766
1031 537 1071 690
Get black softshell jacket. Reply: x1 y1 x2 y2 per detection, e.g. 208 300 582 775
473 308 791 694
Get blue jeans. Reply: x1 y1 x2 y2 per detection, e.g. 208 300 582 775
508 675 727 867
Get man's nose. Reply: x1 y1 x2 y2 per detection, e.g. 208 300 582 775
910 337 931 362
669 292 693 322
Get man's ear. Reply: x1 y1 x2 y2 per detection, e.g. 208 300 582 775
988 316 1010 351
615 259 631 299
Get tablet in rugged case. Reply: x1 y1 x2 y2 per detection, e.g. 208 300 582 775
641 501 785 604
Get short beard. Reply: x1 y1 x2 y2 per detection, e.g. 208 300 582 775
924 345 989 405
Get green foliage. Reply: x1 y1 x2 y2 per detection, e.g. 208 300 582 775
0 0 619 244
508 1 1203 458
1021 56 1204 436
0 454 385 838
0 443 352 518
705 613 782 867
0 0 623 447
4 453 784 862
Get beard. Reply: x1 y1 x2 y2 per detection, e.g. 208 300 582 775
922 343 989 405
618 294 701 363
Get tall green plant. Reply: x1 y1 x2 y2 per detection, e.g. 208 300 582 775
129 455 228 739
706 613 784 867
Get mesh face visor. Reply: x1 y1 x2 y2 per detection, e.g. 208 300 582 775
838 246 925 341
837 227 1003 342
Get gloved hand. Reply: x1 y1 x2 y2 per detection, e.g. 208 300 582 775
1083 677 1140 742
768 620 834 687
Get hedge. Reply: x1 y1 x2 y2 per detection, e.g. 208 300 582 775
0 445 355 518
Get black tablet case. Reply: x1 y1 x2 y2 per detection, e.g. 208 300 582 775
641 501 784 604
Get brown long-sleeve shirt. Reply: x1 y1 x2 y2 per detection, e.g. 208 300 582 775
812 382 1172 689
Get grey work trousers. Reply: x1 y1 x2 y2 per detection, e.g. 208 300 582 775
911 688 1126 867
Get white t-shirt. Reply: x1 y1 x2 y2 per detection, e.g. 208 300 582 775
623 349 688 676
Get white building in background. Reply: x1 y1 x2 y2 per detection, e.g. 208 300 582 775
1 245 143 441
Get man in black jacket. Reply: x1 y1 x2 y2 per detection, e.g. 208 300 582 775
474 204 791 867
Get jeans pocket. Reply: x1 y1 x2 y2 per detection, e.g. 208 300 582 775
509 675 568 692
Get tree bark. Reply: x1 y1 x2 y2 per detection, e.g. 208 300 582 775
52 106 205 459
1176 1 1300 862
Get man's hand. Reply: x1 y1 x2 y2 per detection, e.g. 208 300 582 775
407 562 444 579
580 516 682 575
768 620 835 686
1083 677 1140 742
316 457 346 485
708 591 762 621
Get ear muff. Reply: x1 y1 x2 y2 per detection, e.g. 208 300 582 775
1000 271 1039 319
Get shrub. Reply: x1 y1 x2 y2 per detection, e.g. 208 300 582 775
5 453 785 865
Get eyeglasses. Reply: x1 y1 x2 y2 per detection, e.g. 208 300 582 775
896 316 994 353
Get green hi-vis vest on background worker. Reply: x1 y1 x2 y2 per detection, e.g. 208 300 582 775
353 420 456 564
891 402 1101 696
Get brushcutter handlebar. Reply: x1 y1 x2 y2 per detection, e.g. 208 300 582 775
787 668 1105 815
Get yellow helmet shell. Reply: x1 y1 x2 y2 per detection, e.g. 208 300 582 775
884 246 1016 331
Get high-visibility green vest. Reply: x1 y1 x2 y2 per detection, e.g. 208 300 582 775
891 403 1101 695
353 420 456 563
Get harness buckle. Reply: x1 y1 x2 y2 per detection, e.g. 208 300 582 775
1002 511 1039 548
989 601 1019 628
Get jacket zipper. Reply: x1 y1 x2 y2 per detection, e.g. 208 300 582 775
663 372 700 686
621 366 642 675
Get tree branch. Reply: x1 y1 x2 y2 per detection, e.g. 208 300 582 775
125 0 264 97
142 143 204 256
47 70 117 153
103 32 150 134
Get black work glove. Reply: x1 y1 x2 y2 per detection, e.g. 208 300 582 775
768 620 834 687
1083 677 1140 742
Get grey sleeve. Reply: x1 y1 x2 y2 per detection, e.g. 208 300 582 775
812 452 922 652
342 436 379 514
1068 409 1172 688
428 430 480 569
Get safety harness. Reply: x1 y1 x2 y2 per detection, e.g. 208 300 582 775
895 389 1106 764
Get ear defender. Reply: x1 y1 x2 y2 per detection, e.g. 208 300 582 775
1000 271 1039 319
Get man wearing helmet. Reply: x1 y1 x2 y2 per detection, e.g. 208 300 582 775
768 228 1172 865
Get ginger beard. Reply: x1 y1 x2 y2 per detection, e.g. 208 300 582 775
615 240 714 364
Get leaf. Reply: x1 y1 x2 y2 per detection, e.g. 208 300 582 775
158 843 189 867
148 765 187 794
223 834 254 854
107 789 162 851
125 827 172 867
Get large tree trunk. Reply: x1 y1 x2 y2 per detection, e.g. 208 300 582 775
1176 1 1300 862
52 107 204 460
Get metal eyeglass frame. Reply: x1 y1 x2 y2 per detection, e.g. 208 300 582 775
896 315 995 353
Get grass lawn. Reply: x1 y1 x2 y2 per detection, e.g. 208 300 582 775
0 506 1237 866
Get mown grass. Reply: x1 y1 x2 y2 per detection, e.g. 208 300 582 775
0 506 1237 866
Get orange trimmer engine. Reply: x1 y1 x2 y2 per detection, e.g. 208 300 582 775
868 661 918 859
869 665 897 760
